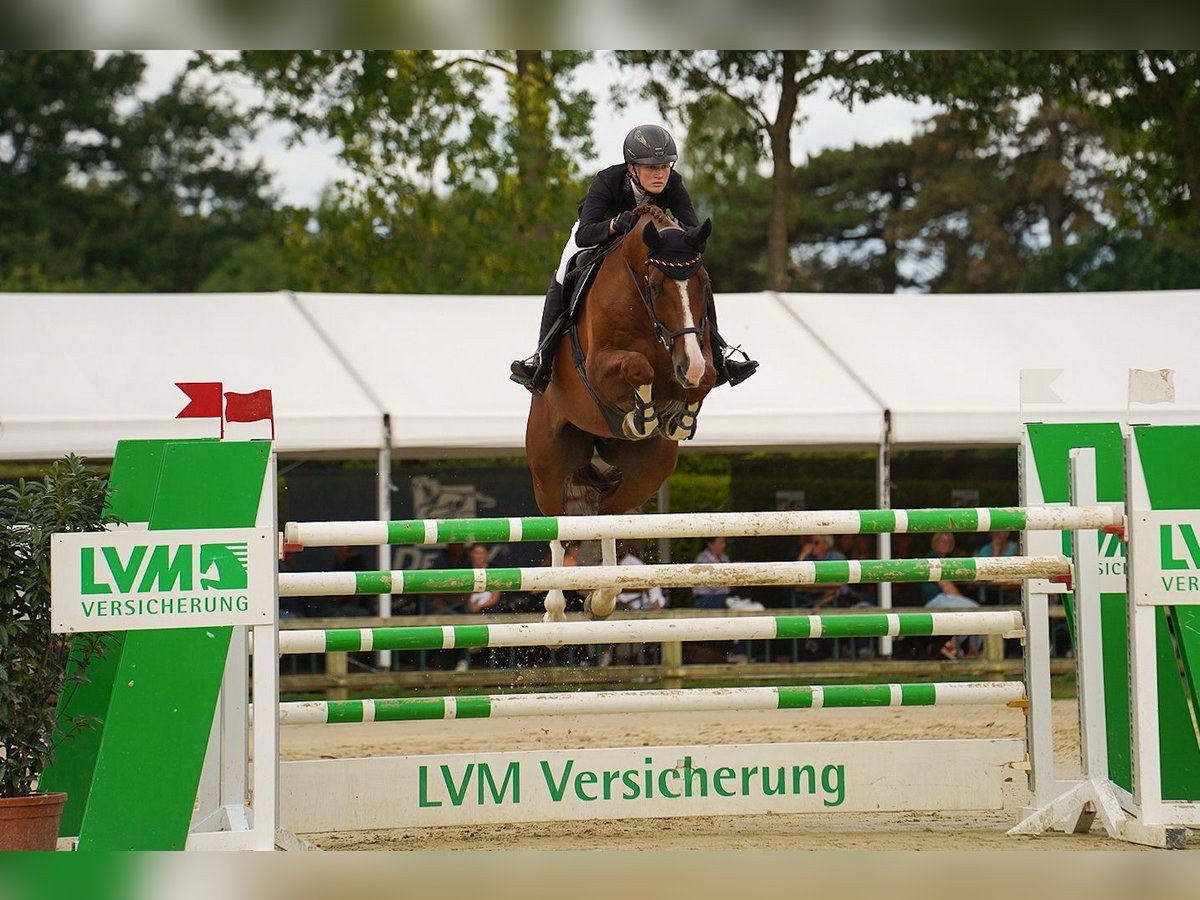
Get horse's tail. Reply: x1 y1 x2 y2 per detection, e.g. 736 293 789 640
565 463 620 515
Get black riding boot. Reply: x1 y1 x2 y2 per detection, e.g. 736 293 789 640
510 278 567 394
706 283 758 387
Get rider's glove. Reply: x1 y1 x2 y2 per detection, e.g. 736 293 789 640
612 210 637 234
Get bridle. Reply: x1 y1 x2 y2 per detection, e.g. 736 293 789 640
623 252 707 354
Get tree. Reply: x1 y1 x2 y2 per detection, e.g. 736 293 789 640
221 51 596 292
0 51 141 289
0 52 283 292
786 140 919 293
854 51 1200 289
614 50 874 291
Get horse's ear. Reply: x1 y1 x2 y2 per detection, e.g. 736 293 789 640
642 221 660 249
694 218 712 246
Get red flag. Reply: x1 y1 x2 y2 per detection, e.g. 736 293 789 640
175 382 223 419
224 389 275 438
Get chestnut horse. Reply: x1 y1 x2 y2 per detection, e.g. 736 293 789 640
525 206 717 620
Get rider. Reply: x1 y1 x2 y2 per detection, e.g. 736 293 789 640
509 124 759 394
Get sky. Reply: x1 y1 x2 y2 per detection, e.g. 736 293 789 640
138 51 935 210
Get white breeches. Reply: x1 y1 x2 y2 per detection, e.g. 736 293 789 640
553 220 594 285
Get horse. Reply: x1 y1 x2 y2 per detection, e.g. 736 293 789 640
525 205 717 621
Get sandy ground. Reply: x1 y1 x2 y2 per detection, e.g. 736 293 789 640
276 698 1197 852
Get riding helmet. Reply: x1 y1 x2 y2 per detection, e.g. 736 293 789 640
623 125 678 165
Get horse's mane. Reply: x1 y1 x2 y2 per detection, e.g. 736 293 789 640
632 204 678 230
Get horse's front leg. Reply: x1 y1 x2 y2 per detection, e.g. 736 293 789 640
622 384 658 440
590 349 659 440
662 401 703 442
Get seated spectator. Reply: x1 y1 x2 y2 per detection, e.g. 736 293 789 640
974 529 1021 605
692 536 746 664
614 539 666 611
456 542 501 671
795 534 848 609
923 532 982 660
602 539 665 667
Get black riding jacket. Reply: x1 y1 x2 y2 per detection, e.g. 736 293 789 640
573 164 700 247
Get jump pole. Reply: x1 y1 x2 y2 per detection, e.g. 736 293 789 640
272 609 1025 654
275 681 1027 726
277 555 1071 597
284 504 1123 548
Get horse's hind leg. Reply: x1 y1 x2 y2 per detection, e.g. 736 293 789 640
584 538 619 620
526 397 593 516
525 397 594 621
596 437 680 516
581 439 681 620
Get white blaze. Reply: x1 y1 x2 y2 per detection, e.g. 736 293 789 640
675 279 706 387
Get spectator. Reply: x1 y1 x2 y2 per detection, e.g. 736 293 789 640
599 539 665 667
426 541 470 616
795 534 848 609
692 536 732 609
974 529 1021 606
692 536 747 664
614 539 666 611
456 543 501 672
923 532 983 660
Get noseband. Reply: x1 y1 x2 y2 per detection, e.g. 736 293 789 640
624 254 707 353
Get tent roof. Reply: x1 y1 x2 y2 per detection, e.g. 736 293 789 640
296 291 883 455
0 292 383 460
781 290 1200 446
4 289 1199 461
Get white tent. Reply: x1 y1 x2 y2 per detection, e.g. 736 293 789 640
4 289 1200 462
0 293 384 460
781 290 1200 446
295 291 885 455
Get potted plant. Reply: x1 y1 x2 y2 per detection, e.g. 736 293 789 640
0 456 115 850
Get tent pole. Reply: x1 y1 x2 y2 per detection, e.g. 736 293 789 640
877 409 893 657
377 414 393 669
656 481 671 564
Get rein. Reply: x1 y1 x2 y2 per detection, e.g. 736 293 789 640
562 222 708 439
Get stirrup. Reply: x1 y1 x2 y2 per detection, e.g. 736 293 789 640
717 346 758 387
510 356 539 392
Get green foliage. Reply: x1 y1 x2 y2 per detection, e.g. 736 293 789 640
615 50 876 291
1019 229 1200 292
223 51 597 293
5 50 1198 297
0 51 285 293
0 457 117 798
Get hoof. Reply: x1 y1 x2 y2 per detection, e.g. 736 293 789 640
621 411 659 440
621 384 658 440
543 591 567 622
585 590 616 620
663 402 700 441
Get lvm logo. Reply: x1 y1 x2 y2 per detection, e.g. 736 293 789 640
1097 530 1126 578
81 541 248 594
52 526 273 633
1159 523 1200 593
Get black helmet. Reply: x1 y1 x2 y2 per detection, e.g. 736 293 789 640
623 124 678 165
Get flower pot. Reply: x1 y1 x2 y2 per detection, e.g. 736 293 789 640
0 792 68 851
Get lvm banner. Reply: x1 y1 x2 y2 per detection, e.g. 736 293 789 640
279 740 1024 831
51 527 276 633
1131 512 1200 606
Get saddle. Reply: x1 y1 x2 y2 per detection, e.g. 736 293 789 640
562 242 614 318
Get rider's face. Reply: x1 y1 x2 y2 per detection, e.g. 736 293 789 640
631 163 671 194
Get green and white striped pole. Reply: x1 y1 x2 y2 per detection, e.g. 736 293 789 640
283 505 1122 548
273 609 1024 654
273 681 1027 725
277 555 1071 598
